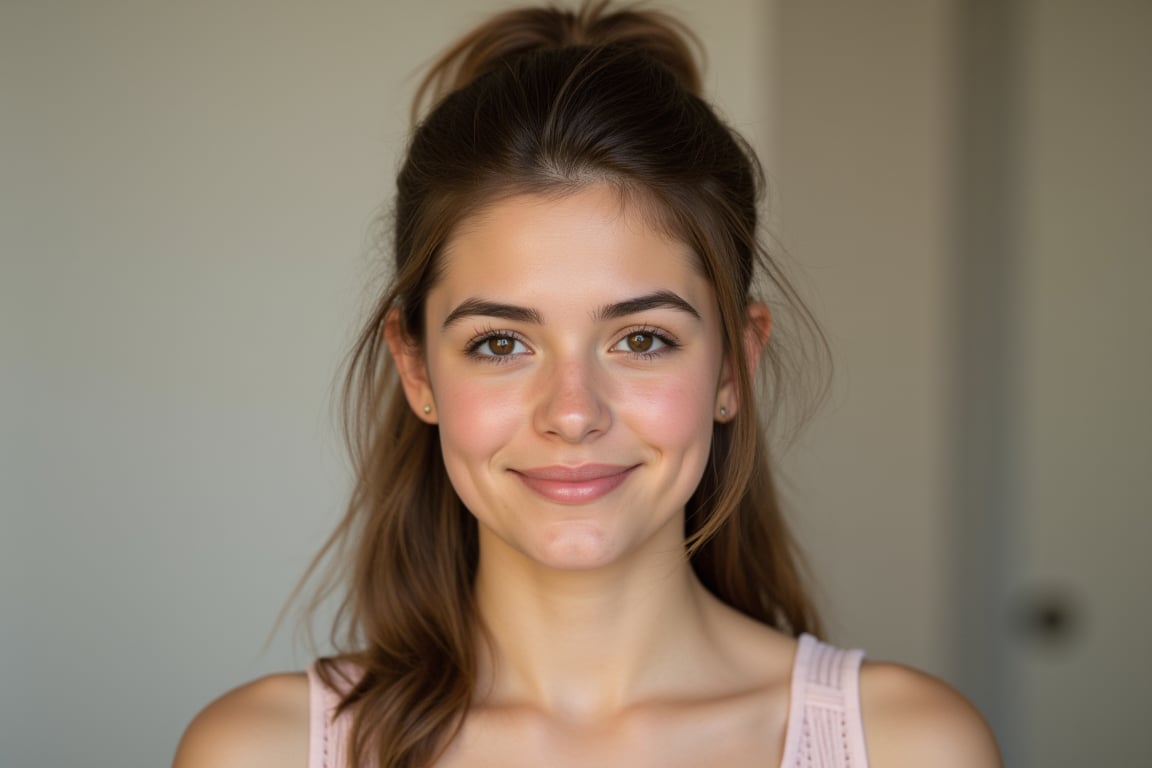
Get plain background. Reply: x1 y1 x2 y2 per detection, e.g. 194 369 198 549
3 1 1149 766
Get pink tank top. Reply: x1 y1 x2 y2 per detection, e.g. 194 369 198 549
307 634 868 767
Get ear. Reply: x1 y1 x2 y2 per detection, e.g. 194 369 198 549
715 302 772 422
384 309 438 424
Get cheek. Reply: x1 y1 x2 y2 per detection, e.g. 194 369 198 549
432 369 524 463
622 373 716 452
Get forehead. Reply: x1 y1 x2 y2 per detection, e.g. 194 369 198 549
434 186 710 308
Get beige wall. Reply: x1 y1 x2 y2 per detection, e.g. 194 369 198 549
773 1 957 674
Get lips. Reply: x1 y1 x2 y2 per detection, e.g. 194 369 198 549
512 463 637 504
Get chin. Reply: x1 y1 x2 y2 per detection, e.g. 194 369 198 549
532 523 621 570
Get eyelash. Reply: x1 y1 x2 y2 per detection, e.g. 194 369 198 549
463 325 681 364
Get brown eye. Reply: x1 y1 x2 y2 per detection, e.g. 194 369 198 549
626 333 654 352
610 330 673 356
486 337 516 355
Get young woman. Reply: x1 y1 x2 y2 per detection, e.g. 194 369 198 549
174 3 1002 767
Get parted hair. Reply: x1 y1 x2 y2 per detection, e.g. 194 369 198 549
302 3 827 767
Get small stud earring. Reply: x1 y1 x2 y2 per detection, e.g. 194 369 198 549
422 404 432 414
718 406 728 418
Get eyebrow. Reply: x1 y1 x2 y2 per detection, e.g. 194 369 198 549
593 290 701 322
441 289 701 330
442 298 544 329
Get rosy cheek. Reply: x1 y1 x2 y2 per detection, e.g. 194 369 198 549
434 372 525 460
621 377 714 446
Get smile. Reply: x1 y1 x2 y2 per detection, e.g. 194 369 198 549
511 464 638 504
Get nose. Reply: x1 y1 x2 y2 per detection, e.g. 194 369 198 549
534 355 611 442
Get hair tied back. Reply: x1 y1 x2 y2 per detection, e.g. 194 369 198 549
411 0 704 123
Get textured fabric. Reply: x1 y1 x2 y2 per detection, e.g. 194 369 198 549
307 634 868 768
307 662 354 768
778 633 869 768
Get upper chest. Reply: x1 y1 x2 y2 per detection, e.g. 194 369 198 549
433 687 790 768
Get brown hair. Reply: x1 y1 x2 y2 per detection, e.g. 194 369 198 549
304 3 827 766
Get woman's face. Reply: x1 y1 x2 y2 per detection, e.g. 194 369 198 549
397 185 737 572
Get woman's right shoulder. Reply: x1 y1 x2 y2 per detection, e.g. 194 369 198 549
173 671 311 768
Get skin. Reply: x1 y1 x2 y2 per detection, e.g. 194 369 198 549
173 186 1001 768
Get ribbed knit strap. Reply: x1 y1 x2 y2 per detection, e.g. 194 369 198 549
307 662 353 768
778 634 869 768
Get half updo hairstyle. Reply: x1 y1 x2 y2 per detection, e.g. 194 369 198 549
303 3 828 766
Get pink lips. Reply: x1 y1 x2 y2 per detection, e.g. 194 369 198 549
513 464 637 504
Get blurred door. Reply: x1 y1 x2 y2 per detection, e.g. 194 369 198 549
1007 1 1152 765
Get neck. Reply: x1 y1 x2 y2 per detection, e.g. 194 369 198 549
471 531 722 720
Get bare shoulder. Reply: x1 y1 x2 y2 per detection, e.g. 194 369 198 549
859 662 1002 768
173 672 310 768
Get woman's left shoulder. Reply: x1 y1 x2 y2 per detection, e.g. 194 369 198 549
858 661 1003 768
